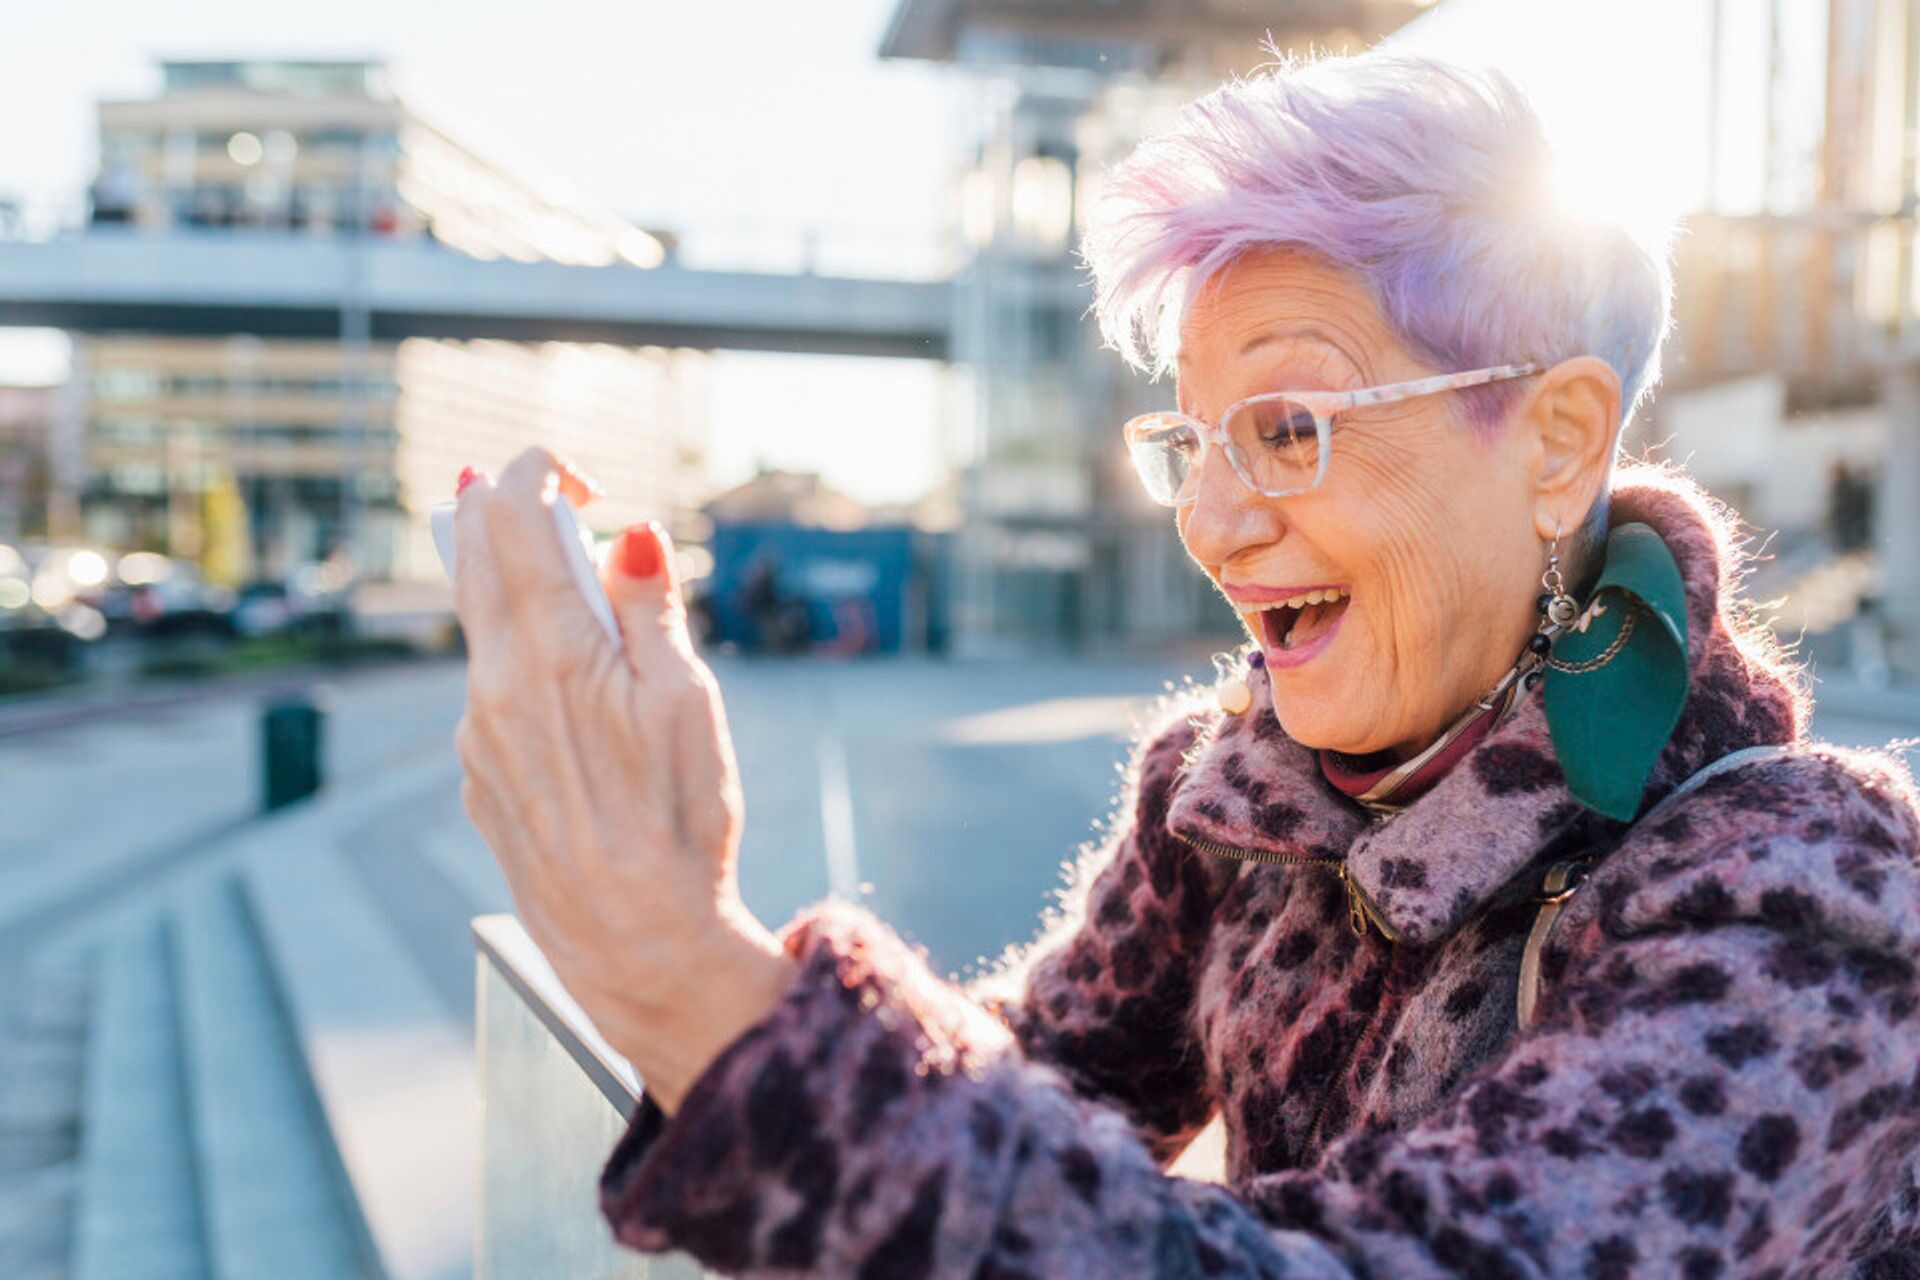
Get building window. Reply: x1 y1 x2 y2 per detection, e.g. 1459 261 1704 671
108 463 167 495
101 130 154 163
95 418 164 447
94 369 162 399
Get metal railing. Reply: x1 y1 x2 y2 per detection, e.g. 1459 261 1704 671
0 189 957 281
473 915 711 1280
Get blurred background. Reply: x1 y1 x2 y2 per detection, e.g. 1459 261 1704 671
3 1 1918 1277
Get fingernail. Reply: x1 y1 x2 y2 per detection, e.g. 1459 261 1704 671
558 453 602 497
619 522 664 579
456 466 482 496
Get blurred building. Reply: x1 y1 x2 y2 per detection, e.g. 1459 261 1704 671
0 383 56 543
72 58 708 584
1635 0 1920 669
882 0 1430 653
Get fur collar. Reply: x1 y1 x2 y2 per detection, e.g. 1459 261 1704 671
1163 464 1808 948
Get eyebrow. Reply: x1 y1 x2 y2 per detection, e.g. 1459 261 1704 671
1239 327 1343 358
1176 326 1346 368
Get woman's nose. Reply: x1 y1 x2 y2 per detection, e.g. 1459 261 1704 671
1178 445 1283 565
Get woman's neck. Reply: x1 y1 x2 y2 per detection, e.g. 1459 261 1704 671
1319 642 1538 814
1378 657 1529 765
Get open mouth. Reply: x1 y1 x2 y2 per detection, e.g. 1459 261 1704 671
1248 588 1351 652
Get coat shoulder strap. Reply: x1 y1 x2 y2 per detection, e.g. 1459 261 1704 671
1516 744 1800 1031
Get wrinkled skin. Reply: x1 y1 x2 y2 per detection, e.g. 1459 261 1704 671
451 447 796 1115
1172 245 1621 759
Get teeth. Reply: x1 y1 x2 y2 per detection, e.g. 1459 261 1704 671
1242 587 1348 613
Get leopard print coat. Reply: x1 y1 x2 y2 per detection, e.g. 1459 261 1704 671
600 467 1920 1278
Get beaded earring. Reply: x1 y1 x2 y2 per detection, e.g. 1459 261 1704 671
1521 524 1577 682
1538 526 1580 628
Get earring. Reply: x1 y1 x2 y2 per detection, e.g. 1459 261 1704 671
1537 525 1579 628
1524 524 1577 676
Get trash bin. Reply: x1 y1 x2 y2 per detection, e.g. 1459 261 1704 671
261 694 325 811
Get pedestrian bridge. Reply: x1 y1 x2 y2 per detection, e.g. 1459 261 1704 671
0 230 954 360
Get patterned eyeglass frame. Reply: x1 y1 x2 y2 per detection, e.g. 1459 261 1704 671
1123 362 1547 506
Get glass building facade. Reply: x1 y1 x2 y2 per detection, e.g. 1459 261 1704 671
75 59 705 585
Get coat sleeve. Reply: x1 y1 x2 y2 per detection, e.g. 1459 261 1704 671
598 815 1920 1278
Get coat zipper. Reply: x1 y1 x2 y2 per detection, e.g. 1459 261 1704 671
1171 830 1403 944
1172 828 1400 1164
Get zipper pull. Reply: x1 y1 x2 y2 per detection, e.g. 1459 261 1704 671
1338 864 1368 939
1336 863 1403 944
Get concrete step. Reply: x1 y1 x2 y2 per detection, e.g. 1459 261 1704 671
0 956 87 1172
70 921 207 1280
0 956 88 1280
244 836 476 1280
339 820 504 1032
173 877 372 1280
0 1162 78 1280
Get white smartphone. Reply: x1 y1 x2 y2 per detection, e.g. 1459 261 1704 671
432 493 623 643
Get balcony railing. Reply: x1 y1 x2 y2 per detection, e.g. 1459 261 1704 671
473 914 712 1280
1669 208 1920 401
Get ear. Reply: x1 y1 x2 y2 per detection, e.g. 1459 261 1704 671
1520 355 1622 541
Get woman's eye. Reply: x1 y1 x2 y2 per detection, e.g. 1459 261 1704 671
1257 406 1317 449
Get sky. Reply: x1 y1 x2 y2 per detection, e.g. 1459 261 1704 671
0 0 1754 503
1403 0 1797 225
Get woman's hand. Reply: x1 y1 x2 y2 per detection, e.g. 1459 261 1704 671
451 447 796 1114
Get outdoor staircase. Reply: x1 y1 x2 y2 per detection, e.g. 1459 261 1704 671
10 755 519 1280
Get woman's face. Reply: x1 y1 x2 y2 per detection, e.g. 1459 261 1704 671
1174 246 1545 760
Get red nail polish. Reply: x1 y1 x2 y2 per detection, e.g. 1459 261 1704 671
456 466 482 495
620 523 663 579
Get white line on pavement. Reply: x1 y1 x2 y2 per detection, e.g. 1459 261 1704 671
816 731 861 901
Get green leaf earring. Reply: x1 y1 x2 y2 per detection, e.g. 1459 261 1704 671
1536 522 1692 821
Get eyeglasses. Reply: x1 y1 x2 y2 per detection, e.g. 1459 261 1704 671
1122 362 1546 507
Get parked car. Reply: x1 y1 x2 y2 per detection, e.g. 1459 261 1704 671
231 580 300 638
126 565 235 639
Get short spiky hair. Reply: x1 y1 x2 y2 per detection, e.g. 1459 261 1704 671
1078 46 1674 434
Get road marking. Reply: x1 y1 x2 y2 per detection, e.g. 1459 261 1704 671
816 732 861 901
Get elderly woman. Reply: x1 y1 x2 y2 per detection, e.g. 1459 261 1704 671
450 49 1920 1278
